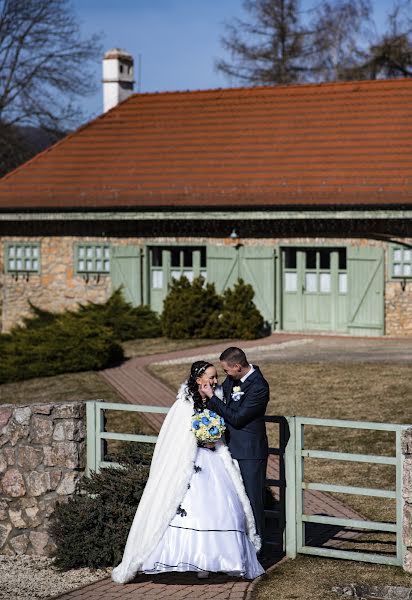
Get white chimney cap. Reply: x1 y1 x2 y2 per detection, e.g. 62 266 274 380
104 48 133 62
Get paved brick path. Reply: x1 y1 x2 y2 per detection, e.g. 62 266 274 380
54 333 373 600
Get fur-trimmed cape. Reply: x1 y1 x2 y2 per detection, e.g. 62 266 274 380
111 383 261 584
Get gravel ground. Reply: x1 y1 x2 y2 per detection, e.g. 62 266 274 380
0 555 111 600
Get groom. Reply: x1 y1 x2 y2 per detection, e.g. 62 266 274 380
202 346 269 547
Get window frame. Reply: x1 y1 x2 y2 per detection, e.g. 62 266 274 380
5 242 41 274
74 243 111 275
390 245 412 279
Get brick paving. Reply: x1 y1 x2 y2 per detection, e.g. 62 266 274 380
53 333 386 600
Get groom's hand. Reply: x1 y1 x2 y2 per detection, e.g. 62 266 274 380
201 382 214 399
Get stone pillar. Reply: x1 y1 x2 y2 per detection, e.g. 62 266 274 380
402 426 412 572
0 402 86 556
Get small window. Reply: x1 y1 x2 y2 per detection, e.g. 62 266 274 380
151 247 162 267
76 244 110 274
319 249 331 270
391 246 412 278
6 243 40 273
284 248 297 269
305 250 316 269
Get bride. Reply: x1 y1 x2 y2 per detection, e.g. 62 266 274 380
112 360 265 583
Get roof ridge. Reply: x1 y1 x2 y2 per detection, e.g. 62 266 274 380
122 77 412 99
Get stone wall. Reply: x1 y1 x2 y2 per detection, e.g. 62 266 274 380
0 236 118 332
0 402 86 556
402 426 412 572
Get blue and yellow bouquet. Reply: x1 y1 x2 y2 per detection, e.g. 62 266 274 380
192 409 226 444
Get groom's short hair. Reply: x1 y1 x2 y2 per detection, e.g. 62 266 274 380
220 347 248 367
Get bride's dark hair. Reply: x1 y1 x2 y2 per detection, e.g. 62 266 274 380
187 360 214 412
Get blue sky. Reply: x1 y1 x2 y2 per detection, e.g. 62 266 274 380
72 0 403 122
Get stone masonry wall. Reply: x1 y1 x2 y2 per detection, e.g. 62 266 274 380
402 427 412 572
0 236 121 332
0 402 86 556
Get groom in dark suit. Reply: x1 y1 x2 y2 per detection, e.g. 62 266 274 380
202 346 269 546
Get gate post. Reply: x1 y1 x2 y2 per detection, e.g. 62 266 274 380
86 401 97 476
285 416 297 558
401 426 412 572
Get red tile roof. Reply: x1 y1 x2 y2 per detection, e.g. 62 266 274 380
1 79 412 210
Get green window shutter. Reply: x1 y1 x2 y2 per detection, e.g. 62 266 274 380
111 246 142 307
347 246 384 336
206 244 239 293
239 246 276 327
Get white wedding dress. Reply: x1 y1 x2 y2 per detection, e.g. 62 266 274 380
112 383 264 584
141 445 264 579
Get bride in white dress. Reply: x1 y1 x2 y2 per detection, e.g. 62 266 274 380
112 361 264 583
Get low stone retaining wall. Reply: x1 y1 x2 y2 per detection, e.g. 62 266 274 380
0 402 85 556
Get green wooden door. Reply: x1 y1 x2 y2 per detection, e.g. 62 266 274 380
282 247 348 333
347 246 384 336
240 246 276 327
207 244 276 326
206 245 239 293
111 245 142 307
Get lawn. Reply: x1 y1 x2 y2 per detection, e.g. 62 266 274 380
254 555 412 600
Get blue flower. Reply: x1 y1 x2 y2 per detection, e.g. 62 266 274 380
193 420 201 430
201 416 210 425
209 426 219 436
209 410 216 418
220 417 225 426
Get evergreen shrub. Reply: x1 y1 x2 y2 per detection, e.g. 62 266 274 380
205 279 265 340
49 445 153 570
161 277 265 340
76 288 161 340
0 314 123 384
0 290 161 384
161 276 222 339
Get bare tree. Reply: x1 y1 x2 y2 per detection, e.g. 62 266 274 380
216 0 307 85
216 0 412 86
0 0 102 176
308 0 373 82
354 1 412 79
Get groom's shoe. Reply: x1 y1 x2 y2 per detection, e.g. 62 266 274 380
197 571 210 579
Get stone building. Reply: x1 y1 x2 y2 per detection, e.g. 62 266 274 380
0 55 411 336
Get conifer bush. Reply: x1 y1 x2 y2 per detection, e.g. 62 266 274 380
206 279 265 340
76 288 161 340
0 290 161 384
161 276 265 340
49 445 153 569
0 314 123 384
161 276 222 339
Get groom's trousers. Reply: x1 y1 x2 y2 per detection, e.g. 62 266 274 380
237 458 267 543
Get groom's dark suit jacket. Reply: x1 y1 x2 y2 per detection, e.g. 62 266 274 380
207 366 269 460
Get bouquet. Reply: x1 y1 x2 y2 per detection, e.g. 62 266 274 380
192 409 226 445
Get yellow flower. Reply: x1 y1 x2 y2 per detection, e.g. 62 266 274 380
233 386 241 393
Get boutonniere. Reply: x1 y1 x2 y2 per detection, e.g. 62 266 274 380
231 386 244 402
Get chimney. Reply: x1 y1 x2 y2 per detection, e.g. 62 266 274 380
102 48 135 113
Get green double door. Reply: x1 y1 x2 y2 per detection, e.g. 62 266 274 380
110 243 384 337
282 246 384 335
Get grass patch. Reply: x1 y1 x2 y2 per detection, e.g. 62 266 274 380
254 556 412 600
